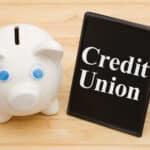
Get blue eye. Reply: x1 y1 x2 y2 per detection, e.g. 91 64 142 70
0 70 10 81
32 67 44 80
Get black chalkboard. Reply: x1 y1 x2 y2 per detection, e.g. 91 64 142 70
67 12 150 137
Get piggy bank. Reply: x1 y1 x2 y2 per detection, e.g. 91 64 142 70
0 24 63 123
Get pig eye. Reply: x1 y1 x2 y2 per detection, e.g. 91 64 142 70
0 69 10 81
32 66 44 80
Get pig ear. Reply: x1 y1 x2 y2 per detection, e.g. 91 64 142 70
34 40 63 64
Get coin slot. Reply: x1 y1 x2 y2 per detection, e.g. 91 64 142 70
14 27 19 45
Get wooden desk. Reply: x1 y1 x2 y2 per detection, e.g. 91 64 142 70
0 0 150 149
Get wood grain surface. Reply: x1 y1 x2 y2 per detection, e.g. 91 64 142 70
0 0 150 149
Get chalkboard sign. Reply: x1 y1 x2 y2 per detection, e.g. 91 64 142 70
67 12 150 137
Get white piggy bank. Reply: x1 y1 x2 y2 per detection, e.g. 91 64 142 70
0 24 63 123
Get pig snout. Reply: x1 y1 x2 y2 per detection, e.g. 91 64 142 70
8 83 39 112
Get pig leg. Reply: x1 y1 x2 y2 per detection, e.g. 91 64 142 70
42 98 59 115
0 113 11 123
